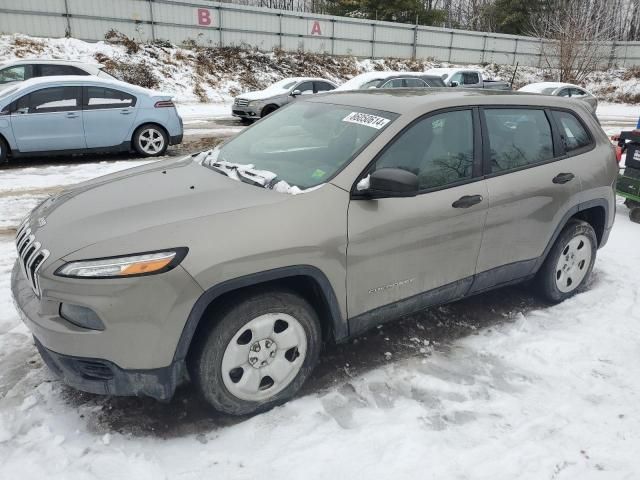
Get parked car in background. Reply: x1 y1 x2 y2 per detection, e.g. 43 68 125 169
425 68 511 90
12 89 615 416
232 77 337 123
335 71 446 91
0 76 182 163
0 59 116 90
518 82 598 111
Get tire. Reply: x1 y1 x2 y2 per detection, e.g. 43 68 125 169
534 219 597 303
132 123 168 157
260 105 278 118
0 136 8 165
624 198 640 210
188 289 321 416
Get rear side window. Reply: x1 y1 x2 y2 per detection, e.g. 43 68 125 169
424 77 445 87
382 78 404 88
84 86 136 109
20 86 81 113
553 110 591 152
484 108 553 173
374 109 474 190
0 65 34 84
314 81 334 92
404 78 427 88
39 64 90 76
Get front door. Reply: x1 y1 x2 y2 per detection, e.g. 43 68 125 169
473 107 584 289
82 86 137 148
347 109 488 332
10 86 85 152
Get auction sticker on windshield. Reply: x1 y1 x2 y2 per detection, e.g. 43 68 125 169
342 112 390 129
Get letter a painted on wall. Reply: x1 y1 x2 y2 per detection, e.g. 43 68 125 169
310 20 322 36
197 8 212 26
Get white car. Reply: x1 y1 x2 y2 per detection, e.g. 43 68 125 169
518 82 598 111
0 59 116 89
334 71 445 91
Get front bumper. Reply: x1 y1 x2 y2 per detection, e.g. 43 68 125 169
232 105 261 119
33 336 183 400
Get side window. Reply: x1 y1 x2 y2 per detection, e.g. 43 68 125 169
484 108 554 173
373 110 474 190
570 88 586 98
463 72 480 85
449 72 463 85
424 77 445 87
553 110 591 152
84 86 136 109
404 78 427 88
314 81 335 92
39 64 89 76
558 88 570 97
382 78 405 88
296 82 314 95
0 65 34 84
27 86 81 113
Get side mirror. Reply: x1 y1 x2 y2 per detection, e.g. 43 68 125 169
450 81 459 87
291 89 301 97
360 168 419 198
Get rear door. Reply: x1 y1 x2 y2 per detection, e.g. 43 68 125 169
473 107 584 290
347 108 488 327
82 86 137 148
10 86 85 152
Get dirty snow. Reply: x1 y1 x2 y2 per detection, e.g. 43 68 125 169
1 82 640 479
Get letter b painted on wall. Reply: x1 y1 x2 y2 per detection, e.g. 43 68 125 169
197 8 212 26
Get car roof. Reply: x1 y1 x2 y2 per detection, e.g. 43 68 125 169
0 58 103 69
305 88 589 115
0 75 164 97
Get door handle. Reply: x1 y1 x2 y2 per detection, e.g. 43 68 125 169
120 109 132 115
553 173 575 184
66 112 79 119
452 195 483 208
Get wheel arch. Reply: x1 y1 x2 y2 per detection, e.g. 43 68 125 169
131 121 169 144
173 266 347 364
0 131 12 155
534 198 610 273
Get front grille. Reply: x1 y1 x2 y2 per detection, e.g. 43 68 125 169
15 221 50 296
235 98 249 107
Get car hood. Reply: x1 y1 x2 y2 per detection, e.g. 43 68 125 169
237 90 286 101
27 156 287 258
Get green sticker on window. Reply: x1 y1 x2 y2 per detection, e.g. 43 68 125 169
312 169 326 178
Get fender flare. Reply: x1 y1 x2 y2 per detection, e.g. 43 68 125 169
172 265 346 363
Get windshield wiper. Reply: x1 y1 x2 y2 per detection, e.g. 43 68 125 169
207 161 273 188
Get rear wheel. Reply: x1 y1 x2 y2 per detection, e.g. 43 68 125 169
133 124 168 157
535 219 597 303
189 289 321 416
0 137 8 165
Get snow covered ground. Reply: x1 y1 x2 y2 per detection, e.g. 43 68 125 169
1 112 640 479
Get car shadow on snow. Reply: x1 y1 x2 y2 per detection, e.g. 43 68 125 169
57 282 547 438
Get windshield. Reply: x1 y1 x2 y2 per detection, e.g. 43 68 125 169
203 102 397 190
263 79 298 93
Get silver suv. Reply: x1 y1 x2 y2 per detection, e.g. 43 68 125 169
12 90 616 416
232 77 337 122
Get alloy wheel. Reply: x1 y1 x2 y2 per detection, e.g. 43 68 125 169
138 128 165 155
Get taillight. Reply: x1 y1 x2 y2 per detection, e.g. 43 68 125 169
154 100 174 108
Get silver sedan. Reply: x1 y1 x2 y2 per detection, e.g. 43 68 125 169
518 82 598 111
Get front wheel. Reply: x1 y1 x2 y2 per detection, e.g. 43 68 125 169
534 219 597 303
189 289 321 416
133 124 168 157
0 137 8 165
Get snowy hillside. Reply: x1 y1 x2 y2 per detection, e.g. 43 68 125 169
1 33 639 104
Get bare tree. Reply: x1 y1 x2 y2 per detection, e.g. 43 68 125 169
530 0 617 83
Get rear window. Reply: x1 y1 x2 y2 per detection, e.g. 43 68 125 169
553 110 591 151
484 108 554 173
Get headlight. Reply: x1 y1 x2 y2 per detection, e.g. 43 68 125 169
55 248 188 279
248 100 263 108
